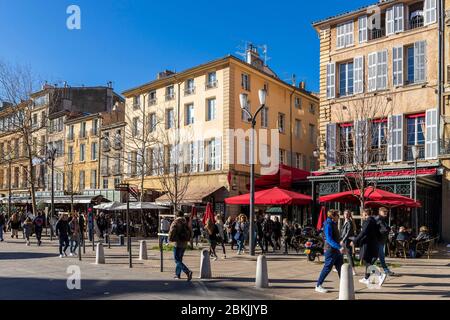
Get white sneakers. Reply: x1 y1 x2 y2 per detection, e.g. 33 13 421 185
379 273 387 286
315 286 328 293
69 253 74 257
59 254 64 258
359 278 369 285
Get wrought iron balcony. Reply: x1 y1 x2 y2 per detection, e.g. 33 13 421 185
336 150 354 166
369 146 387 164
184 87 196 96
409 16 424 30
369 28 385 41
405 145 425 162
206 80 218 90
439 139 450 158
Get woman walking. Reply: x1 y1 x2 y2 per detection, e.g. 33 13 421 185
205 219 219 260
340 210 356 275
215 214 227 259
235 214 249 255
191 213 202 248
273 216 282 250
22 217 33 246
69 213 80 256
8 213 20 239
282 218 294 255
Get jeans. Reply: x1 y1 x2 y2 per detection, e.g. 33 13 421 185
344 243 355 268
70 239 79 253
0 224 3 240
35 227 43 243
378 243 390 272
237 236 245 252
263 234 275 252
173 247 190 277
59 235 70 255
317 248 343 287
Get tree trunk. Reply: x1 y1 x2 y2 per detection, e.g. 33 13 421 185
27 154 37 216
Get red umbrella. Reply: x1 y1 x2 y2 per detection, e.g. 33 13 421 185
365 200 421 209
202 202 215 225
319 186 421 208
225 187 312 205
316 206 327 231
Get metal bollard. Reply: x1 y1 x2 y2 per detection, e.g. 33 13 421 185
255 255 269 288
199 249 212 279
139 240 148 260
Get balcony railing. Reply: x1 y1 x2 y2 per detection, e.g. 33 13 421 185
206 80 218 89
337 150 354 166
369 28 385 41
184 87 196 96
439 139 450 158
369 146 387 163
409 16 424 30
165 93 175 101
405 145 425 162
148 98 157 106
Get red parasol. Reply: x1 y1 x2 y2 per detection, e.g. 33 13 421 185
316 206 327 231
202 202 215 225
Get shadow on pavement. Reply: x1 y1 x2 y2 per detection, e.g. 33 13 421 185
0 252 57 260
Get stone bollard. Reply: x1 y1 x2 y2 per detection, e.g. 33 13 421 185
118 235 124 246
255 255 269 288
96 243 105 264
339 263 355 300
139 240 148 260
199 249 212 279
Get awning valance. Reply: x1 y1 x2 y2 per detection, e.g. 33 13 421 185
155 185 227 205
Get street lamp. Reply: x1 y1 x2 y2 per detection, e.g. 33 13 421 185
411 145 419 234
47 147 57 241
239 88 267 256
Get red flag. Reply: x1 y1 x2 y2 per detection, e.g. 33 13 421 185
202 202 215 225
316 206 327 231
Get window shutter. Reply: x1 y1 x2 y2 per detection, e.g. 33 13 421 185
386 7 394 35
345 21 354 47
127 152 132 176
394 4 404 33
326 123 337 167
414 41 426 83
337 24 345 49
358 16 368 43
198 140 204 172
377 50 388 90
354 56 364 94
354 120 368 164
388 115 403 162
425 108 438 159
424 0 437 25
214 137 221 171
393 46 404 86
368 52 377 92
326 62 336 99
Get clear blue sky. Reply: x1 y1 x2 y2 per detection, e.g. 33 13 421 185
0 0 370 95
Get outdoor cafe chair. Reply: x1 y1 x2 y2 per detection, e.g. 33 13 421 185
416 237 437 259
395 240 409 259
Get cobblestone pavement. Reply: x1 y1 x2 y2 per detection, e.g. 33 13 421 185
0 235 449 300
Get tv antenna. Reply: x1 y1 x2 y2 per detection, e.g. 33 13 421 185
258 44 271 66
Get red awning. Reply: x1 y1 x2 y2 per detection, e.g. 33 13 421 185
225 187 312 206
251 165 311 190
318 186 421 208
349 168 437 178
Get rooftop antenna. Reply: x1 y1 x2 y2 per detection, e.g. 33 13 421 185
235 40 251 60
258 44 271 66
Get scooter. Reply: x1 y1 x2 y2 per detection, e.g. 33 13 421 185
304 235 324 262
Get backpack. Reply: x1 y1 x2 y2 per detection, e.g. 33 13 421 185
169 219 191 242
34 217 44 227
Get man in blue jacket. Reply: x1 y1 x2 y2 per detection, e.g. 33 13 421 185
315 210 345 294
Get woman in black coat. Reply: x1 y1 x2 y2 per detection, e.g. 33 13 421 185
352 208 383 285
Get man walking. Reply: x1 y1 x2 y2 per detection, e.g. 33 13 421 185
55 213 71 258
33 211 45 246
261 214 275 253
0 212 5 242
160 216 170 245
375 207 394 276
168 211 193 281
315 210 344 293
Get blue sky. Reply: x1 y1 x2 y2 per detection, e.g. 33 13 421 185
0 0 370 95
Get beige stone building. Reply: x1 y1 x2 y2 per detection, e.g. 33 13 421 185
312 0 450 240
122 47 319 215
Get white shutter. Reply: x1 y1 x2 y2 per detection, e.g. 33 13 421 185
214 137 221 171
377 50 388 90
354 120 368 164
192 142 198 173
337 24 345 49
425 108 438 159
354 56 364 94
368 52 377 92
388 115 404 162
345 21 354 47
326 62 336 99
127 153 132 176
394 4 404 33
386 7 394 35
136 151 143 175
326 123 337 167
358 16 368 43
198 140 204 172
414 41 426 83
393 46 404 86
424 0 437 25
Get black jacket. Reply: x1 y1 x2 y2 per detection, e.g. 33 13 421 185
354 216 380 264
56 219 71 238
375 215 390 244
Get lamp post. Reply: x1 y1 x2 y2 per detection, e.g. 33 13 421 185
239 88 267 256
47 147 57 241
411 145 419 234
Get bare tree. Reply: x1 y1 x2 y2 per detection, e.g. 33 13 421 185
332 94 395 210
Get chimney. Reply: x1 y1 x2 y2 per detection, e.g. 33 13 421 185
157 70 176 80
299 81 306 90
245 44 264 71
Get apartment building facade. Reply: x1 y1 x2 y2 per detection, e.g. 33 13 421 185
122 47 319 215
312 0 450 240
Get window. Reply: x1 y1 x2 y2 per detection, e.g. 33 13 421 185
386 4 404 35
103 178 109 189
68 125 74 140
207 72 217 88
166 86 175 100
310 157 317 171
207 139 216 171
133 96 141 108
279 149 285 165
185 104 194 125
295 119 302 138
295 153 302 169
241 73 250 91
185 79 195 95
68 146 74 163
90 170 97 189
368 50 388 92
91 142 98 160
149 113 156 132
80 144 86 162
339 61 354 97
166 109 174 129
388 114 404 162
55 140 63 157
261 107 268 128
326 63 336 99
339 125 354 165
358 16 368 43
241 94 250 122
207 98 216 121
406 114 426 160
80 122 86 138
114 178 121 188
309 124 316 144
372 121 388 149
149 90 157 105
79 171 85 191
278 113 285 133
424 0 437 25
32 114 38 128
404 41 427 84
92 119 99 136
336 21 354 49
294 96 302 109
132 117 139 137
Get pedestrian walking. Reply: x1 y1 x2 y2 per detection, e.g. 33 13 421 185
273 216 282 250
255 214 266 253
0 212 5 242
340 210 356 275
215 214 227 259
315 210 345 294
160 216 170 245
205 218 219 260
234 214 248 255
224 216 237 250
56 213 71 258
168 211 193 281
191 213 202 248
79 212 86 246
22 217 33 246
33 211 45 246
375 207 394 276
261 214 275 253
8 212 20 239
352 208 386 286
69 213 80 256
282 218 294 254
